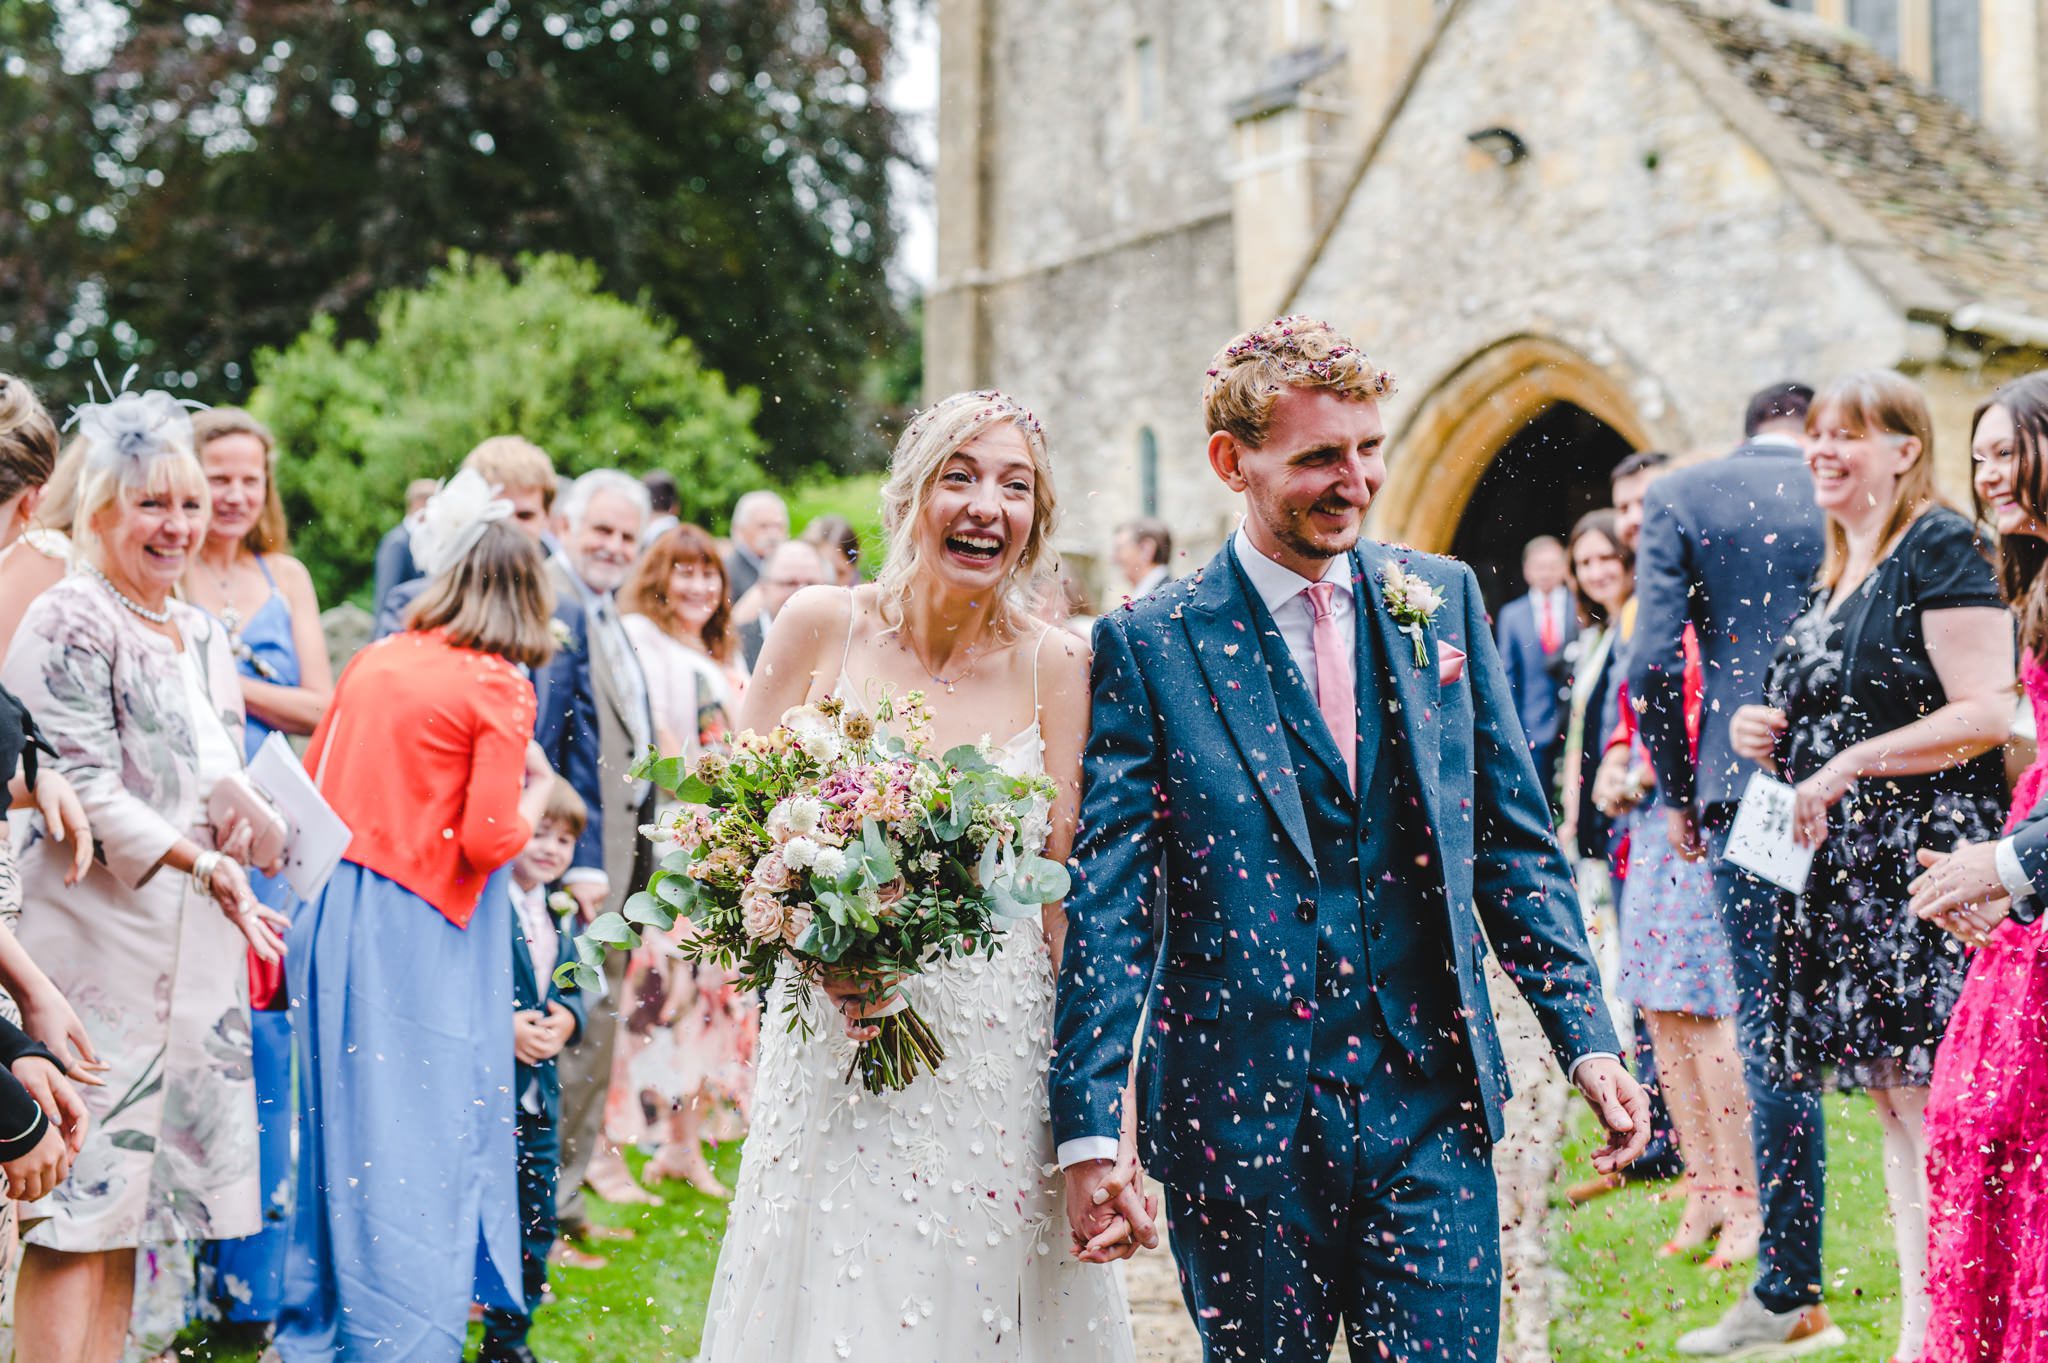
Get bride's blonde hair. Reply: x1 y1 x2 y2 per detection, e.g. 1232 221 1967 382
873 390 1058 637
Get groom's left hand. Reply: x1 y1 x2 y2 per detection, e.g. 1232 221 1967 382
1063 1155 1158 1262
1573 1056 1651 1174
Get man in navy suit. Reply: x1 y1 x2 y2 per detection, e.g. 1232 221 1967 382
1051 317 1647 1361
1627 383 1843 1357
1496 535 1577 801
533 468 656 1243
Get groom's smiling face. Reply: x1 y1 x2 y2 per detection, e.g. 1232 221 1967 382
1213 385 1387 577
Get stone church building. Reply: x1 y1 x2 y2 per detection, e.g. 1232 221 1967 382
925 0 2048 601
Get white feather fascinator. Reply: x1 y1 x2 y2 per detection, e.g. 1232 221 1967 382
68 364 200 478
410 468 514 578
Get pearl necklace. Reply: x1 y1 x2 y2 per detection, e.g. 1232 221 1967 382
90 567 173 625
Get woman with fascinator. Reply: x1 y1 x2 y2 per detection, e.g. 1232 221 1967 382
695 392 1135 1362
272 470 560 1362
1 385 291 1362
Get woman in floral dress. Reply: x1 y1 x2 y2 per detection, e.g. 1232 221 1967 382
2 389 287 1363
619 523 757 1196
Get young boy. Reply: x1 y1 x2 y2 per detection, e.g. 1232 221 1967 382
479 781 589 1363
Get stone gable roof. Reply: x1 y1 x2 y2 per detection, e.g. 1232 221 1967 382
1668 0 2048 319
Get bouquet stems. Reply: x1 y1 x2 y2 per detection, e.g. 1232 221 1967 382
845 1003 947 1094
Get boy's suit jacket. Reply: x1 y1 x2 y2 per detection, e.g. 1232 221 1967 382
510 894 587 1127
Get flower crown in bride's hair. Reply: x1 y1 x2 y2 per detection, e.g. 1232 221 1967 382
411 468 515 578
66 361 205 478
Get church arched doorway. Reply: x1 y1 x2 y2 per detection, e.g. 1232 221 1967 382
1450 402 1638 613
1368 333 1664 612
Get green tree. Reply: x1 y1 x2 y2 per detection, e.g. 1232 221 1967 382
1 0 912 476
256 252 762 605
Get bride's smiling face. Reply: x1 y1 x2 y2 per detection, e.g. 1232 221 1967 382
914 425 1037 595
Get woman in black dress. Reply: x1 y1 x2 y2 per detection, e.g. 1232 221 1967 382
1730 370 2015 1363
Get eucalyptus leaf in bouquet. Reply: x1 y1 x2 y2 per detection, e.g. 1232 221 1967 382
566 688 1068 1093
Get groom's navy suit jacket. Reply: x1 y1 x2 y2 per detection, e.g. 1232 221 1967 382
1051 538 1618 1199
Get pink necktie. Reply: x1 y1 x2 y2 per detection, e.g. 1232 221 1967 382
1304 582 1356 789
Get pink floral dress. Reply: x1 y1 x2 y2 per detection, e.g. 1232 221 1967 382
1925 649 2048 1360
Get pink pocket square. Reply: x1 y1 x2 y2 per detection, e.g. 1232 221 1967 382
1437 644 1467 685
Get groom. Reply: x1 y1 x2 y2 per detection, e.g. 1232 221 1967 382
1051 317 1648 1360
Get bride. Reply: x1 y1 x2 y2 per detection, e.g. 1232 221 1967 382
697 391 1142 1362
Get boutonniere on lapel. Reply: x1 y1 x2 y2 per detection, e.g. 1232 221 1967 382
549 618 575 651
1379 563 1446 668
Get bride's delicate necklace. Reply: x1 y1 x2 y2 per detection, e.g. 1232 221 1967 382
896 628 982 695
90 566 172 625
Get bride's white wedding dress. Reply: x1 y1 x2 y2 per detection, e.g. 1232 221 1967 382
696 628 1134 1363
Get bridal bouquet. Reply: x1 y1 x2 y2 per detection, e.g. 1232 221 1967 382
573 690 1071 1093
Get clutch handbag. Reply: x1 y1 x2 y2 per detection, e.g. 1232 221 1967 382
206 771 291 873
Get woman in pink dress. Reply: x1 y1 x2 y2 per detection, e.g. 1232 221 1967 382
1925 370 2048 1363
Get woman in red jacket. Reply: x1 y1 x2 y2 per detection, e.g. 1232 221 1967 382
274 488 557 1363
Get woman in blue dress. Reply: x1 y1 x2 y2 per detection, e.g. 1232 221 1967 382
274 480 557 1361
183 408 334 1336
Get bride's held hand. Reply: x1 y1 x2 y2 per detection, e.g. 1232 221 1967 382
819 971 904 1043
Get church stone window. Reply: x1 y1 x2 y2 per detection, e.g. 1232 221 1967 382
1846 0 1903 62
1930 0 1982 114
1133 36 1159 125
1139 427 1160 517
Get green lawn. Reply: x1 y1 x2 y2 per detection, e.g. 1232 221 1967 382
174 1145 738 1362
177 1102 1904 1361
1552 1092 1901 1359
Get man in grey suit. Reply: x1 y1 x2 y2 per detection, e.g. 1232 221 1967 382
532 468 655 1254
1629 383 1845 1357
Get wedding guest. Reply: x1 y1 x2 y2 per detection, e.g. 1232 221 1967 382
1497 535 1577 796
182 405 334 1331
0 433 83 660
723 489 787 605
1728 371 2012 1363
370 476 440 623
800 513 862 587
1110 517 1174 602
619 525 757 1197
534 468 659 1239
1919 371 2048 1363
3 391 287 1363
1632 383 1834 1358
276 479 557 1361
373 436 557 638
0 373 98 1287
1559 512 1630 867
1599 620 1759 1268
737 540 828 672
1567 455 1688 1208
481 780 589 1363
642 469 681 547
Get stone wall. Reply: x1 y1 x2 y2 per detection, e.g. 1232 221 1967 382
1292 0 1913 539
935 0 2042 585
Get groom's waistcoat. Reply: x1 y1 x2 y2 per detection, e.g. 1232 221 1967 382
1242 563 1460 1081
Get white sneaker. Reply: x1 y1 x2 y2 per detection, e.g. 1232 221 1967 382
1676 1290 1849 1358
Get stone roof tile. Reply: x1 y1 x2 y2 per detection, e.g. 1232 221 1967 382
1673 0 2048 318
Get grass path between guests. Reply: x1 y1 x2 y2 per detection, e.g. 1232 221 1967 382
177 1099 1903 1361
1553 1091 1900 1359
174 1144 739 1362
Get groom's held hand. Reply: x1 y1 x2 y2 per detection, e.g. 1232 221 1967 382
1063 1158 1157 1262
1574 1056 1651 1174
